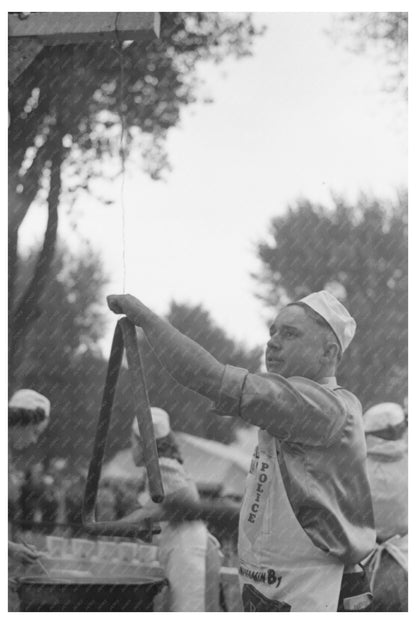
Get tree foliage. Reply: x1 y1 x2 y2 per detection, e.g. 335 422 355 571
253 194 407 408
14 242 109 365
167 301 262 371
8 13 264 377
12 241 144 469
12 241 111 466
331 12 408 97
137 301 263 444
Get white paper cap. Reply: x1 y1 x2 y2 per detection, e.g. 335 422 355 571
363 402 405 433
297 290 356 353
9 389 50 418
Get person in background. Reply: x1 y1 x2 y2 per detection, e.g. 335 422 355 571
8 389 51 565
64 471 87 535
107 291 375 612
19 463 45 526
362 403 408 611
48 458 69 525
96 484 118 522
39 473 59 530
114 479 143 519
121 407 222 612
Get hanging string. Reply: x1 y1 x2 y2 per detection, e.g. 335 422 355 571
114 14 127 293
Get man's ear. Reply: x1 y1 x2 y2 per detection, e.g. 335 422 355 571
322 341 340 363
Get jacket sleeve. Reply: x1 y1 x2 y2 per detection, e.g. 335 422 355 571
213 365 349 446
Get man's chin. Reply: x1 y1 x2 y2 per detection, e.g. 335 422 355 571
267 362 287 376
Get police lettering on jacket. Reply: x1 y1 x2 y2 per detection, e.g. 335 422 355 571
247 446 269 524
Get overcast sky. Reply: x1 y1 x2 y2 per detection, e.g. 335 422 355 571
18 12 407 354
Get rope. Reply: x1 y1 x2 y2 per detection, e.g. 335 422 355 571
363 534 408 592
114 14 127 293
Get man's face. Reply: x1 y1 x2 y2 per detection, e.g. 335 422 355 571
265 305 326 380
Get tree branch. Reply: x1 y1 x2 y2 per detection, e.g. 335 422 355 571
8 139 51 235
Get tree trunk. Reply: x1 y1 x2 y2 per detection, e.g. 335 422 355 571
9 127 64 391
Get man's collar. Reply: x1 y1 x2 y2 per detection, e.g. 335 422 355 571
318 376 338 388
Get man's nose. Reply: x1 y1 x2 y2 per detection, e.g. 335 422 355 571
267 334 282 350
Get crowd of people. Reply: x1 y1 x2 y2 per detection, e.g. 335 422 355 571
9 462 143 534
9 288 408 612
8 391 228 612
8 388 146 544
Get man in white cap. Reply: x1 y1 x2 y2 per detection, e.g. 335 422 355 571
362 403 408 611
120 407 221 611
107 290 375 612
9 389 51 451
8 389 51 564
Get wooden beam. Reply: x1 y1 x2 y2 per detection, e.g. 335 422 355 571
8 12 160 44
8 12 160 84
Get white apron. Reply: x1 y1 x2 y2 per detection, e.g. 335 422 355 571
238 429 344 611
158 522 221 611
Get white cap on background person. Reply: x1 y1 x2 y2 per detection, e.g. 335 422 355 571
8 389 51 433
296 290 356 353
363 402 405 433
8 389 51 448
9 389 50 416
132 407 170 440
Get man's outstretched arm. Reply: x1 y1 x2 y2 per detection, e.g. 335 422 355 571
107 294 346 443
107 294 224 401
